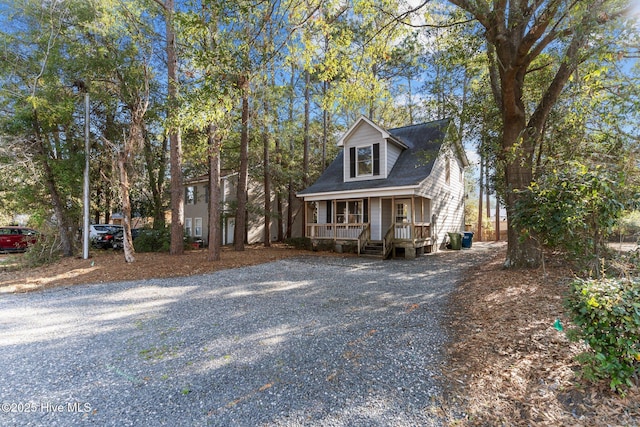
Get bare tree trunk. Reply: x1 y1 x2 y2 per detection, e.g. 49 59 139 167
275 132 283 241
118 104 147 263
32 110 74 256
495 198 501 242
143 132 168 229
207 124 221 261
477 156 484 242
94 186 101 224
234 75 250 251
117 153 136 263
286 63 295 239
165 0 184 255
301 69 310 237
322 80 328 170
263 98 271 247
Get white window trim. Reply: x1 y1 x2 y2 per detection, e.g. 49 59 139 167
186 186 196 205
194 218 203 237
335 199 364 224
185 217 193 236
356 145 374 177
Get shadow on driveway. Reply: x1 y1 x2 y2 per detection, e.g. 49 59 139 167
0 243 503 426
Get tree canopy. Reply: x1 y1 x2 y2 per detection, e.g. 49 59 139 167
0 0 637 265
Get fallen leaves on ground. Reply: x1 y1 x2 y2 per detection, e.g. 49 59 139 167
0 244 352 294
442 247 640 426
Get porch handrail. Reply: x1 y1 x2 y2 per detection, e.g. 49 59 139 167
383 223 394 259
356 223 370 255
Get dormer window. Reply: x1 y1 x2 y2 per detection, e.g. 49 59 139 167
349 143 380 178
357 146 373 176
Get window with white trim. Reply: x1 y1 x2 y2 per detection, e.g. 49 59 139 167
185 186 196 205
349 143 379 178
194 218 202 237
336 200 364 224
185 218 193 236
396 202 409 223
357 146 373 176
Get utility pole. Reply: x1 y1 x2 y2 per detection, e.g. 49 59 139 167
73 80 91 260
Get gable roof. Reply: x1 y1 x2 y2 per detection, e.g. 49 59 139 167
298 118 454 196
337 115 407 149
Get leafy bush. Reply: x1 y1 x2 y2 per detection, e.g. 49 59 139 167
567 277 640 394
316 241 336 252
513 162 630 271
134 228 170 253
20 227 63 268
284 237 312 251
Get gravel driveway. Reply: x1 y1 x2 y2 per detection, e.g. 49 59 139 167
1 244 500 426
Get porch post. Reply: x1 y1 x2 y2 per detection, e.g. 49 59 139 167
303 200 307 238
391 196 395 239
332 199 337 240
411 196 416 242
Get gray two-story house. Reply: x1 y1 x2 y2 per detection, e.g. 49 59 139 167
298 116 469 258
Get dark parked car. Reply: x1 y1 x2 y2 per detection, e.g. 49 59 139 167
0 226 38 253
111 228 142 250
91 225 122 249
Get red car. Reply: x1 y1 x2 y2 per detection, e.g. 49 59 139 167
0 226 39 252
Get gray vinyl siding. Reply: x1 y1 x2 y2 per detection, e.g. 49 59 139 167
317 201 328 224
184 174 300 246
381 198 393 236
343 122 386 182
386 143 402 175
370 197 382 240
416 147 466 249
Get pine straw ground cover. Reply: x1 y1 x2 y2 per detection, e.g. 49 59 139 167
442 247 640 426
0 244 353 294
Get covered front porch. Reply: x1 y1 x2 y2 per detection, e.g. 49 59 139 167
304 196 434 259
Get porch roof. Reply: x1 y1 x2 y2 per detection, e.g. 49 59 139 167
298 118 451 197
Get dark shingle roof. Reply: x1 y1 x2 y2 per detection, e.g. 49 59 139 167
298 118 451 196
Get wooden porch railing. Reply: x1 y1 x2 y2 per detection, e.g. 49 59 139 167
306 223 367 240
394 222 431 242
357 224 370 255
307 222 430 257
383 223 394 259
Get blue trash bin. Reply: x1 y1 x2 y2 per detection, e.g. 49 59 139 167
462 231 474 248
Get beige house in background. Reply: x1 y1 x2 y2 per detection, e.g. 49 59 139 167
183 172 301 246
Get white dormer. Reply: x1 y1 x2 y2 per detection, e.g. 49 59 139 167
339 116 407 183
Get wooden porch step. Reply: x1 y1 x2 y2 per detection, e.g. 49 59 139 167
361 242 384 257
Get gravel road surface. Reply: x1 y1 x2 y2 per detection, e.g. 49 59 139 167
1 244 500 426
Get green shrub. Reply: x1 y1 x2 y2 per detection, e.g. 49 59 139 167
284 237 312 250
314 241 335 252
134 228 170 253
567 277 640 394
20 227 63 268
513 162 628 268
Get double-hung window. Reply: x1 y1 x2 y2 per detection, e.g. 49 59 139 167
335 200 365 224
349 143 380 178
185 218 193 236
357 146 373 176
185 186 196 205
194 218 202 237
